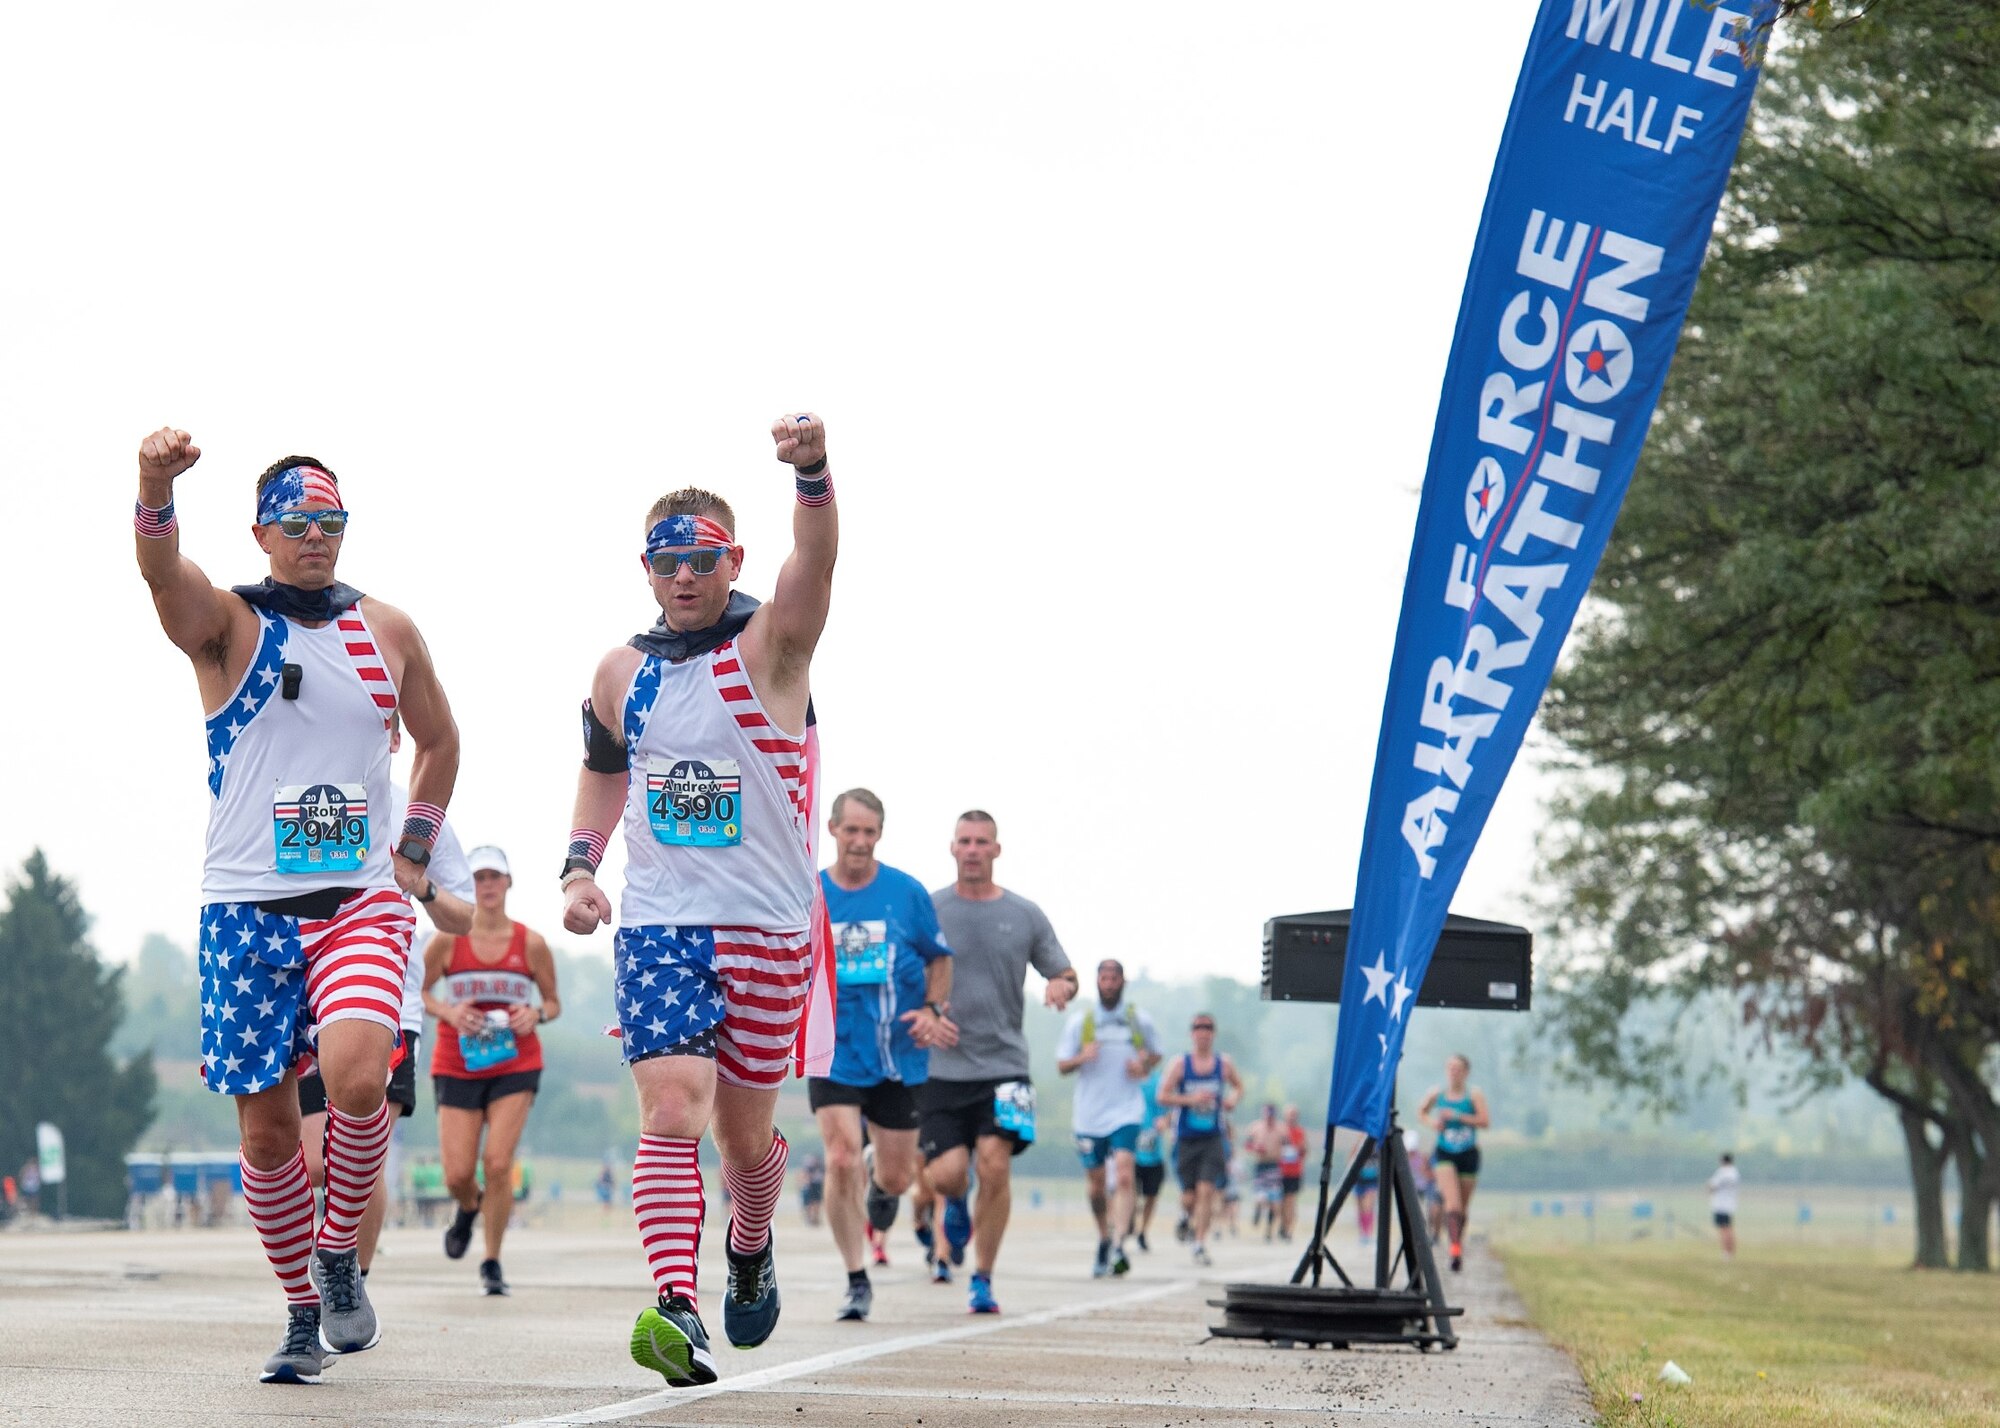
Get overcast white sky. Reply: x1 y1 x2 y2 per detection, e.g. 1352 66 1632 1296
1 0 1559 983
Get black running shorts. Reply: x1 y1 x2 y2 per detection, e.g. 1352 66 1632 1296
807 1076 921 1131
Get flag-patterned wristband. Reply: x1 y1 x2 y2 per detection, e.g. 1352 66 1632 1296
566 828 608 872
401 802 446 849
795 460 832 507
134 499 177 538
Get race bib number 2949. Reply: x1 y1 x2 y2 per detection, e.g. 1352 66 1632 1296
273 782 369 875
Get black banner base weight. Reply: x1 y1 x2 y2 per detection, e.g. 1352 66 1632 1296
1207 1109 1460 1353
1207 1282 1461 1349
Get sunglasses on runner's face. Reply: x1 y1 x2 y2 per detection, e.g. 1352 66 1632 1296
264 509 350 538
1191 1022 1216 1033
647 546 730 577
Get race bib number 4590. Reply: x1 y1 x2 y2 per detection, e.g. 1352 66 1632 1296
273 782 369 875
647 757 743 847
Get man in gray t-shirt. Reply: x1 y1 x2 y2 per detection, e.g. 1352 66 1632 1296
916 811 1077 1315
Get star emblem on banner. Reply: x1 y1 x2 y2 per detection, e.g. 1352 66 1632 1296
1390 973 1414 1021
1359 951 1395 1006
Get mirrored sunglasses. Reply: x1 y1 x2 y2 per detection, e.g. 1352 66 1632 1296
647 546 730 577
265 509 349 538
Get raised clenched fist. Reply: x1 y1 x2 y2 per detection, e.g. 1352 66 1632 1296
139 427 201 482
770 412 826 468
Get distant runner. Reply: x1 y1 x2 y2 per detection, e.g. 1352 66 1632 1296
424 847 559 1296
1055 959 1160 1278
811 788 955 1322
1157 1012 1241 1267
922 811 1077 1314
1419 1053 1489 1272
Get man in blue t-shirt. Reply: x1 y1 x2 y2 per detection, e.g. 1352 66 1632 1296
811 788 955 1323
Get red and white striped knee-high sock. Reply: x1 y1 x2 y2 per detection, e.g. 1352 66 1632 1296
241 1147 317 1305
317 1100 393 1254
634 1135 706 1308
724 1131 788 1257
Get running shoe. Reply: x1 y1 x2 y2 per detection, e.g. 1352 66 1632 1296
631 1294 718 1387
1111 1243 1132 1277
837 1278 873 1322
722 1223 782 1349
314 1248 379 1354
942 1194 971 1266
914 1206 937 1267
863 1144 900 1234
480 1258 510 1296
443 1205 478 1260
930 1254 953 1285
1449 1242 1463 1272
259 1304 328 1384
868 1227 890 1266
1174 1215 1192 1243
1136 1231 1151 1253
1191 1243 1213 1267
1092 1240 1112 1279
967 1271 1000 1315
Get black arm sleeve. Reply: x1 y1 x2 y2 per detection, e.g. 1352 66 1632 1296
581 698 628 774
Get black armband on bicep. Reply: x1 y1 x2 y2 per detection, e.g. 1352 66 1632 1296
581 698 628 774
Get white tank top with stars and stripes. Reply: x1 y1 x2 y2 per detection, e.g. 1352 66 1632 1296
200 607 398 901
617 640 813 932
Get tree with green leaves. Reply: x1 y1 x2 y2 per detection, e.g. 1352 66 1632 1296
0 853 157 1219
1536 0 2000 1269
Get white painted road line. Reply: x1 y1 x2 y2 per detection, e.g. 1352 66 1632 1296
497 1276 1197 1427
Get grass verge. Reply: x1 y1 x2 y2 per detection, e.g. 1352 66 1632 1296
1502 1240 2000 1427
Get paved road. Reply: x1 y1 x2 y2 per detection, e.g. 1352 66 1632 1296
0 1213 1591 1426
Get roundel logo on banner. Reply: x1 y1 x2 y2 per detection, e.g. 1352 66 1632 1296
1465 458 1505 539
1565 319 1634 403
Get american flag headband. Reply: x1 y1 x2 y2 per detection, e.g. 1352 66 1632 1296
257 466 344 526
644 514 737 561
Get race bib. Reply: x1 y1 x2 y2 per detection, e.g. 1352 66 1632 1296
1185 1093 1219 1135
833 919 889 986
460 1011 518 1070
273 782 369 875
993 1080 1037 1143
646 757 743 847
1137 1126 1160 1156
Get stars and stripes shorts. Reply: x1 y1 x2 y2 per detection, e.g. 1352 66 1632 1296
196 889 415 1097
614 924 812 1089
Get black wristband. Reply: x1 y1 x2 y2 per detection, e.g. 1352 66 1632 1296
796 456 827 476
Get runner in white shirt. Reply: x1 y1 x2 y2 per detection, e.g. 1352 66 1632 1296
1708 1152 1739 1258
1055 960 1161 1279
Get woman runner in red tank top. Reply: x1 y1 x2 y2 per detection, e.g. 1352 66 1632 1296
420 847 559 1296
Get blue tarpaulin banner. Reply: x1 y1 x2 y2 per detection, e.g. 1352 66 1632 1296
1328 0 1774 1136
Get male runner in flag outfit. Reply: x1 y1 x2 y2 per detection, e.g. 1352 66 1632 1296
132 427 459 1385
560 412 837 1387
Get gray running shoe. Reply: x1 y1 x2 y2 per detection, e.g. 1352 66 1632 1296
836 1277 872 1322
314 1248 380 1354
863 1144 899 1234
259 1304 328 1384
631 1294 718 1387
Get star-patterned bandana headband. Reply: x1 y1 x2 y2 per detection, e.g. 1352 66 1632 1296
257 465 343 526
645 513 735 555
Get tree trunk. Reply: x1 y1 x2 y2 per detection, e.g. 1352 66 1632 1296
1900 1105 1951 1269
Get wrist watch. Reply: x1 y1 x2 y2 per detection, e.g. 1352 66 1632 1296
926 1001 948 1018
394 836 432 868
416 879 438 904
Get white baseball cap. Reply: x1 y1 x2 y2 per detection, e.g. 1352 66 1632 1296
467 845 511 876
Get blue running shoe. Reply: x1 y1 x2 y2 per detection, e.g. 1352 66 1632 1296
722 1222 781 1349
943 1195 971 1266
967 1271 1000 1315
930 1255 952 1284
915 1217 937 1267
